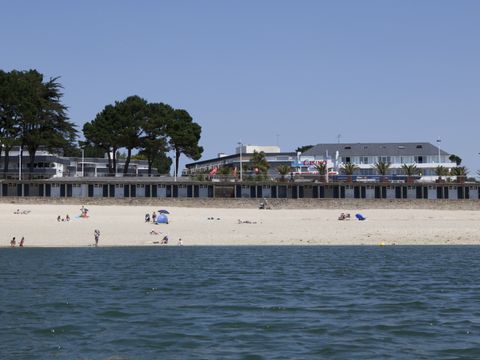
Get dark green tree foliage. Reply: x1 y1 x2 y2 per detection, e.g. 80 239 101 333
449 154 462 166
84 98 203 177
296 145 314 153
116 96 148 174
140 102 173 175
167 109 203 177
83 104 122 175
0 70 77 178
0 70 22 175
249 150 269 179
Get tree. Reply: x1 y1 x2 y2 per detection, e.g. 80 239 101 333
295 145 314 154
341 162 358 182
341 162 358 175
115 96 148 174
14 70 77 178
83 104 122 176
314 162 328 182
0 70 22 176
140 102 172 175
218 166 232 181
434 165 449 178
276 164 292 182
449 154 462 166
167 109 203 177
373 160 391 181
451 166 468 182
249 150 269 179
402 163 418 184
401 163 418 176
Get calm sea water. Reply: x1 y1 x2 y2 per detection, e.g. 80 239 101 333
1 246 480 359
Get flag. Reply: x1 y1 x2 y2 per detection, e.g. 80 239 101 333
209 167 218 176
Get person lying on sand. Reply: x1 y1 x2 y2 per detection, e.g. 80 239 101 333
237 219 257 224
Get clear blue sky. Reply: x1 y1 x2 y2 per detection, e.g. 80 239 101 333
2 0 480 174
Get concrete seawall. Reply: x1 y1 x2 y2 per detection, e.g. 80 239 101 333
2 197 480 210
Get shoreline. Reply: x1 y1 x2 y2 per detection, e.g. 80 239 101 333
1 202 479 247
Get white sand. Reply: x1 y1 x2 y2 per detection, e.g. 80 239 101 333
1 203 480 247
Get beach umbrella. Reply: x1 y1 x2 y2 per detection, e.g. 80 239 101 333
158 209 170 214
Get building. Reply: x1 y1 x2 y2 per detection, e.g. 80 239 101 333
0 146 157 179
299 142 457 181
184 145 297 179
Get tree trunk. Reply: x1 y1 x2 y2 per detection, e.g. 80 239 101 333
27 145 37 180
123 148 132 175
175 148 181 177
3 146 12 178
147 156 153 176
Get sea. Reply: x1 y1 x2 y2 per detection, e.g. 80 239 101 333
1 246 480 359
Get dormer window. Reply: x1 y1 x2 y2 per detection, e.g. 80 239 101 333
344 146 351 150
416 145 423 149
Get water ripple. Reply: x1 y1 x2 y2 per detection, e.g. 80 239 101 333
2 246 480 359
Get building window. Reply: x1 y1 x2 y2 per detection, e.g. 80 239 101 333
414 156 424 163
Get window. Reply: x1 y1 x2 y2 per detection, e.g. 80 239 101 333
360 157 369 164
416 145 423 149
344 146 351 149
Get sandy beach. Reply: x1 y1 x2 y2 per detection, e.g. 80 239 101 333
1 201 479 247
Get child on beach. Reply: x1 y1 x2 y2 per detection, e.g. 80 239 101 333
10 237 16 247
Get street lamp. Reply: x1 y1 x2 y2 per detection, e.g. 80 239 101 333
173 151 177 182
81 148 85 177
436 138 441 164
18 146 22 181
237 142 243 181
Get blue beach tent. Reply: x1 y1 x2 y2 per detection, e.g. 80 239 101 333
156 213 169 224
355 213 366 221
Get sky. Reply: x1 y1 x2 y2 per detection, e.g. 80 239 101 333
2 0 480 174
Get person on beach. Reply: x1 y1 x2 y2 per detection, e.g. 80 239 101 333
80 206 89 218
19 237 24 247
161 235 168 244
10 237 16 247
57 215 61 222
66 214 70 221
94 229 100 247
178 238 183 246
152 211 157 223
145 213 150 222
